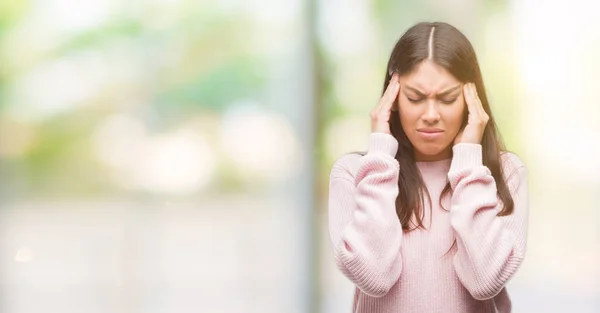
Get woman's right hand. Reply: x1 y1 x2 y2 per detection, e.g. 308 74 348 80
370 73 400 135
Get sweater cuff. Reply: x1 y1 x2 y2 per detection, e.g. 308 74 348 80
450 143 483 172
367 133 398 157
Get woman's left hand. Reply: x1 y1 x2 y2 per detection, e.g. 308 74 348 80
454 83 489 145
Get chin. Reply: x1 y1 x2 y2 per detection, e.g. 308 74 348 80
413 142 452 160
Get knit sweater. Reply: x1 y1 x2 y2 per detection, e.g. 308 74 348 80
327 133 528 313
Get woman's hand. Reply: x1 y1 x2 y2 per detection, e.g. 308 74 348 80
371 74 400 135
454 83 489 145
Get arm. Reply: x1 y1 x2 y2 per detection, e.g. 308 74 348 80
327 133 403 297
448 143 529 300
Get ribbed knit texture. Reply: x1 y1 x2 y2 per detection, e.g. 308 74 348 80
327 133 528 313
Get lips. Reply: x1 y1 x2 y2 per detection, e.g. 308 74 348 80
417 128 444 134
417 128 444 140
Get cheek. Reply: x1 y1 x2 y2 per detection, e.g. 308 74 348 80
397 99 419 123
443 102 466 132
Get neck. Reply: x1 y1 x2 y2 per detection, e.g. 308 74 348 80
414 147 452 162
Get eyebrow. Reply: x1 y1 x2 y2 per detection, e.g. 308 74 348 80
404 84 462 97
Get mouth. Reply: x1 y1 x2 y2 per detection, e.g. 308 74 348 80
417 128 444 134
417 128 444 140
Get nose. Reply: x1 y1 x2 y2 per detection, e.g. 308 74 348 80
421 102 440 124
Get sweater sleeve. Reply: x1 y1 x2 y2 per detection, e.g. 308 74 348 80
327 133 403 297
447 143 529 300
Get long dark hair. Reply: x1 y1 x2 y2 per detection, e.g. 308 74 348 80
383 22 515 232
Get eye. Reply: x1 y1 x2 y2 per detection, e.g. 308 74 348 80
407 97 424 103
440 98 458 104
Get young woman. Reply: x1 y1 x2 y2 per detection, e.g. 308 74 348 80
327 22 528 313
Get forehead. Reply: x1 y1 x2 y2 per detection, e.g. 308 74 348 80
400 60 460 93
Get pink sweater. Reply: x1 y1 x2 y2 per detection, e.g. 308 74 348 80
327 133 528 313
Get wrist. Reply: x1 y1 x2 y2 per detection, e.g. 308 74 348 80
368 133 398 157
450 143 482 172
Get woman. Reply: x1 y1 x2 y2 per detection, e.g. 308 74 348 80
327 22 528 313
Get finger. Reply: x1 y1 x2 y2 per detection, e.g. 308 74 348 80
374 75 396 111
470 84 482 113
382 76 400 112
463 83 478 118
379 74 400 112
472 84 487 118
469 83 484 118
384 74 400 101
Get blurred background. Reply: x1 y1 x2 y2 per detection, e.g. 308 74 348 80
0 0 598 312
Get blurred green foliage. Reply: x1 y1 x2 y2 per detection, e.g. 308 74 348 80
0 0 521 198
